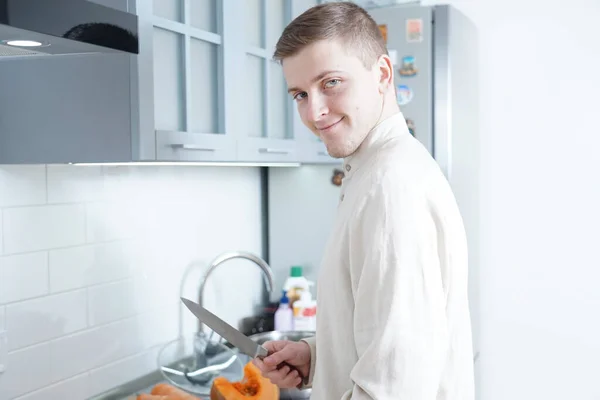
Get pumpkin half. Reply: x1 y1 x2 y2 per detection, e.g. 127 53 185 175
210 361 279 400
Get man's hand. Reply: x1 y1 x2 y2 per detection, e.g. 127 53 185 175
252 340 311 389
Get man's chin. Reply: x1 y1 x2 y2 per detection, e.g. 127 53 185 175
322 144 347 159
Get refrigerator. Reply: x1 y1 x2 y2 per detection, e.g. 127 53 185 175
267 2 480 378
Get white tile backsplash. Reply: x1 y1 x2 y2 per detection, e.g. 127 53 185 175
0 211 3 256
85 202 138 243
0 252 48 304
13 373 90 400
88 346 160 396
0 164 264 399
0 342 53 400
2 205 86 254
6 290 87 351
0 166 46 208
87 279 137 326
49 319 134 382
48 241 133 293
46 165 104 204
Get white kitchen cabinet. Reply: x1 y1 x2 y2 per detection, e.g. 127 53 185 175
136 0 236 162
134 0 301 163
131 0 339 164
235 0 300 163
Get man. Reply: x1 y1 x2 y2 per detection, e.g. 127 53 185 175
253 2 475 399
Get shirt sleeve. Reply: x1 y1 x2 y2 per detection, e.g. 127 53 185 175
299 336 317 388
344 179 450 399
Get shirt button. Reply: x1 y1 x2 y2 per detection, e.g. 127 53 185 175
340 194 345 201
345 164 351 172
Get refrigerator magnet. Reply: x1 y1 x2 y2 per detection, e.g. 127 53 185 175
378 24 388 44
331 169 344 187
396 84 414 106
406 18 423 43
398 55 418 77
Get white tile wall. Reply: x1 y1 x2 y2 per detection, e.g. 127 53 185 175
0 343 53 400
87 346 162 396
0 166 46 208
2 205 86 254
13 373 90 400
6 290 88 351
0 164 266 399
0 252 48 304
48 241 132 293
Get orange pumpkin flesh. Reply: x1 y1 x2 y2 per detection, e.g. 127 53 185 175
210 361 279 400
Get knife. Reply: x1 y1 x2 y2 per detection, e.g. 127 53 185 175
181 297 269 359
180 297 304 380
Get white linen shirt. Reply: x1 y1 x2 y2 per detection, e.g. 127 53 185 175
301 112 475 400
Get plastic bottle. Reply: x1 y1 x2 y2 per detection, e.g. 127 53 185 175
292 290 317 331
283 265 313 308
274 290 294 332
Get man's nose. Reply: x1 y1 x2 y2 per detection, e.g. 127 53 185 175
307 95 328 122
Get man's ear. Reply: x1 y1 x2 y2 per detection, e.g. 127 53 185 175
377 54 394 93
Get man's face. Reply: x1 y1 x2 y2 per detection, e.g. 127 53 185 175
282 39 384 158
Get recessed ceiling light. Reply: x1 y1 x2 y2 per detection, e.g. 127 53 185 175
5 40 43 47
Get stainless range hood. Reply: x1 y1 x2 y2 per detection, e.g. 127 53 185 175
0 0 138 58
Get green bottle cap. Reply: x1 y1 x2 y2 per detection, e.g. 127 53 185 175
290 265 303 277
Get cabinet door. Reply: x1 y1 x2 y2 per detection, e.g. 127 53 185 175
235 0 299 163
150 0 236 161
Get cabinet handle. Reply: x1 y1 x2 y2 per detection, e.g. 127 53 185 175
258 148 290 155
170 144 216 151
317 151 329 156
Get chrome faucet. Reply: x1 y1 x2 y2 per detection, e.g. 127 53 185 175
196 250 275 335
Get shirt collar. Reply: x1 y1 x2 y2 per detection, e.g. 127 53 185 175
342 111 409 179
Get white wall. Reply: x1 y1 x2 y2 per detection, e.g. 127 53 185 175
0 165 267 399
267 164 342 292
422 0 600 399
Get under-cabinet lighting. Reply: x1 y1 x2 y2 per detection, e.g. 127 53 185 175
5 40 43 47
68 161 302 167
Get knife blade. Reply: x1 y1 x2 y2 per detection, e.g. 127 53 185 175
181 297 269 359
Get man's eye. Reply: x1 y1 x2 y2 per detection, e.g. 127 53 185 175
324 79 341 88
293 92 307 101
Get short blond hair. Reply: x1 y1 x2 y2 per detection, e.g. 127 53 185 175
273 1 388 68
